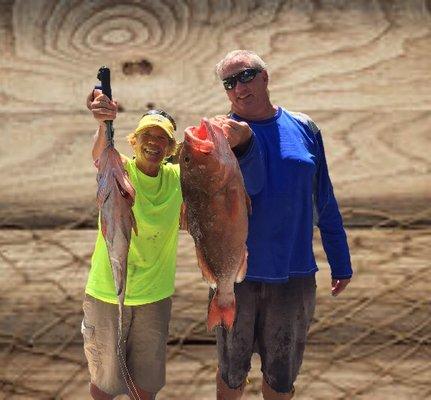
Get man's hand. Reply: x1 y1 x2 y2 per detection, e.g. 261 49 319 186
209 115 252 150
331 278 350 297
86 89 118 125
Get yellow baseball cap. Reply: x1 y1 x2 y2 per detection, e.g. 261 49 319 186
134 114 175 140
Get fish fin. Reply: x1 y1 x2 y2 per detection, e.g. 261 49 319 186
235 248 248 283
120 154 129 166
110 148 135 201
207 290 236 332
109 258 124 297
96 175 111 208
245 192 252 215
180 202 188 231
195 245 217 286
131 210 138 236
117 282 123 296
117 279 125 299
101 214 107 238
113 168 136 204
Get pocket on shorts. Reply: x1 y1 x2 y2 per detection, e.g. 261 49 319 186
81 319 100 377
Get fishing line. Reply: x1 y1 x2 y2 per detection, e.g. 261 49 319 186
117 308 141 400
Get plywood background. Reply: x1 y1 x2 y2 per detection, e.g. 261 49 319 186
1 229 430 400
0 0 429 228
1 1 431 399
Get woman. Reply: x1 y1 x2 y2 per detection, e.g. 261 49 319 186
82 89 182 400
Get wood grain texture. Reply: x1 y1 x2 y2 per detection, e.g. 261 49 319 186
0 229 429 346
2 344 430 399
0 0 430 227
0 228 430 399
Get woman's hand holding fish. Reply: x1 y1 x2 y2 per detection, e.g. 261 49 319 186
86 89 118 126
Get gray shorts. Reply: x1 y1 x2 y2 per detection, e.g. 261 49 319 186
213 276 316 393
81 294 172 396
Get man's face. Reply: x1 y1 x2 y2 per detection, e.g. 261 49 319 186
221 58 268 116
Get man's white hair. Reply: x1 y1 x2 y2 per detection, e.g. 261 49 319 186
215 50 267 79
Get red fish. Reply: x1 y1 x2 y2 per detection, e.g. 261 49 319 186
179 118 250 331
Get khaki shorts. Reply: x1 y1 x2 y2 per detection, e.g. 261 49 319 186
81 294 172 396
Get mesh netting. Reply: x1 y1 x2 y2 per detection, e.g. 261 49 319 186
0 225 429 399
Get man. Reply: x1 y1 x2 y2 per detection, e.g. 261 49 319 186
211 50 352 399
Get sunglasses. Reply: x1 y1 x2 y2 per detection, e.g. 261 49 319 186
142 109 177 131
222 68 262 91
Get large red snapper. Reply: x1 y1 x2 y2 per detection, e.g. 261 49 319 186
179 118 251 331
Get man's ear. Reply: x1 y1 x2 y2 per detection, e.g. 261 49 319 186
262 70 269 84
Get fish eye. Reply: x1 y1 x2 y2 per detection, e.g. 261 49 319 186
184 156 190 163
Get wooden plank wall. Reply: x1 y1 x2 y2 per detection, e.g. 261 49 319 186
0 0 430 227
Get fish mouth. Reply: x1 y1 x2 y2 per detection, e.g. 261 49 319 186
184 118 215 154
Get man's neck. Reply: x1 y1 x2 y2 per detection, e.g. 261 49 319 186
232 104 277 121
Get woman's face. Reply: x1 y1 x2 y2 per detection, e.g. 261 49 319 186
133 126 173 166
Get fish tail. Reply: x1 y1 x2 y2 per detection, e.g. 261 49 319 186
207 290 236 332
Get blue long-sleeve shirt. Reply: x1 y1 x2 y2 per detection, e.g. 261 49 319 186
232 107 352 282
